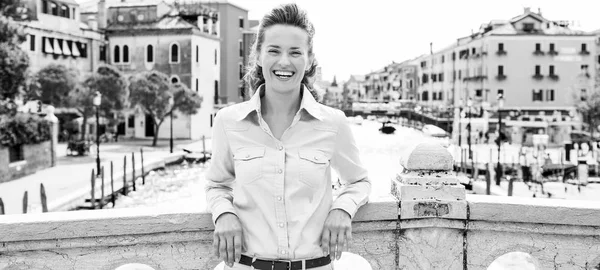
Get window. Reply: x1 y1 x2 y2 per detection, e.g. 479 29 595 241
523 23 534 31
239 17 244 28
498 89 504 97
99 45 106 61
498 43 504 51
532 89 543 101
432 74 437 82
535 65 541 75
549 43 555 51
453 71 456 80
239 40 243 57
72 7 75 19
546 89 555 101
549 65 555 75
122 45 129 63
475 89 482 97
439 73 444 82
79 42 87 58
432 92 437 100
441 55 445 63
409 80 413 88
196 78 199 92
582 43 587 52
214 80 219 104
29 35 35 51
214 49 217 65
452 52 456 60
60 5 69 18
597 55 600 64
239 63 243 80
458 70 462 79
535 43 541 51
497 65 504 75
146 45 153 63
113 45 120 63
581 89 587 101
471 47 476 54
581 64 589 70
422 74 429 83
422 91 428 101
170 43 179 63
128 115 135 128
42 0 48 13
8 145 24 163
171 76 179 84
196 45 199 63
439 92 443 100
50 2 57 15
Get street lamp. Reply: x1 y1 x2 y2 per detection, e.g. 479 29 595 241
496 93 504 186
168 96 174 154
93 91 102 176
467 97 473 160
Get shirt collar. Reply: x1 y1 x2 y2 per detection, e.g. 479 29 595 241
236 84 323 121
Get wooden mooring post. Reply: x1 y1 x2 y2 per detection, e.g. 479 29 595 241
22 191 28 214
111 161 115 207
132 152 136 192
123 156 127 196
100 166 105 209
140 148 145 185
90 169 96 210
40 183 48 213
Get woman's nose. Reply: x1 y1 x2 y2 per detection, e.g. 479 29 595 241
277 54 291 66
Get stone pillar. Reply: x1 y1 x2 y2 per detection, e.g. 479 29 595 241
44 106 59 167
391 143 466 270
197 15 204 31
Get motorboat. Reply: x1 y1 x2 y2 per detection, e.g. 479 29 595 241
379 121 396 134
422 124 448 138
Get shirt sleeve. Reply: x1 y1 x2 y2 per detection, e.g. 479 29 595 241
204 111 237 225
329 111 371 219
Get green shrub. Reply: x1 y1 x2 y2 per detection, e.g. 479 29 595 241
0 113 51 147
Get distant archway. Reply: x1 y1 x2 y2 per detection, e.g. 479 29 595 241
488 251 540 270
114 263 156 270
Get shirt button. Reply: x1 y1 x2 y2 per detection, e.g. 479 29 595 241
279 223 284 228
314 156 319 160
277 168 283 174
277 196 282 201
281 250 286 255
278 145 283 151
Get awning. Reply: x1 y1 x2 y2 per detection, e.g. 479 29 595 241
53 38 63 55
71 42 81 57
62 40 71 56
44 37 54 54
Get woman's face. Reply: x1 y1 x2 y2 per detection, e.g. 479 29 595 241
259 24 313 94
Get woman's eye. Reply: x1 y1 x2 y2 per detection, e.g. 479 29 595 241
268 50 279 54
291 51 301 56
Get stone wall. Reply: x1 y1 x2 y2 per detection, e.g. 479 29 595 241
0 141 52 184
0 143 599 269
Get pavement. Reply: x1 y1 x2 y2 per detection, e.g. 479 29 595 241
0 138 210 215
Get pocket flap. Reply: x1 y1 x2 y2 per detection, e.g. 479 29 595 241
298 149 329 164
234 147 265 161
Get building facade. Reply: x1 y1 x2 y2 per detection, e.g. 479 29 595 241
104 0 220 140
200 1 250 104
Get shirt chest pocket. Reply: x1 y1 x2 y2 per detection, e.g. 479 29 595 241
233 147 265 184
298 148 330 189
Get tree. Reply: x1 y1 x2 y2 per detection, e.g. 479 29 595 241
575 90 600 139
129 71 202 146
0 0 30 102
30 63 79 107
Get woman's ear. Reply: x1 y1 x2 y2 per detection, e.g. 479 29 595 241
307 54 317 72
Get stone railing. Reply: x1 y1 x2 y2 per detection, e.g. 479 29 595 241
1 143 599 269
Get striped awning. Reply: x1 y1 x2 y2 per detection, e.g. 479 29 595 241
53 38 62 55
62 40 71 56
71 42 81 57
44 37 54 54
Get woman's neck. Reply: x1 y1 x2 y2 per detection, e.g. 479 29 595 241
261 86 302 118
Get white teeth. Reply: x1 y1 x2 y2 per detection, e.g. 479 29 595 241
274 71 294 77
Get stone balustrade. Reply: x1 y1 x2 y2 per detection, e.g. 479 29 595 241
1 143 599 269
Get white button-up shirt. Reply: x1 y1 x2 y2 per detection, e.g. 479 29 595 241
205 85 371 260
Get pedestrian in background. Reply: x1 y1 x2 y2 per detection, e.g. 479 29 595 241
205 3 371 270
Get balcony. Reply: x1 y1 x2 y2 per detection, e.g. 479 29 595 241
548 50 559 56
532 74 544 80
496 74 507 81
580 50 590 55
533 50 545 56
548 74 559 81
496 50 507 56
1 144 600 269
463 75 487 82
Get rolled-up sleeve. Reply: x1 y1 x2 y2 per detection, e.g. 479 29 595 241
329 111 371 219
205 111 237 225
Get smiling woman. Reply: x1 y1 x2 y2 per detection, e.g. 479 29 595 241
205 3 371 270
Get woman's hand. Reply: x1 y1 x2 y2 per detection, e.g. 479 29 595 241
320 209 352 261
213 213 244 267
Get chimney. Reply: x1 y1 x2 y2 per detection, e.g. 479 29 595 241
538 8 542 16
87 15 98 30
97 0 106 29
524 7 531 14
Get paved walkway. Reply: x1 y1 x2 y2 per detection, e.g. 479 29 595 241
0 139 208 215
